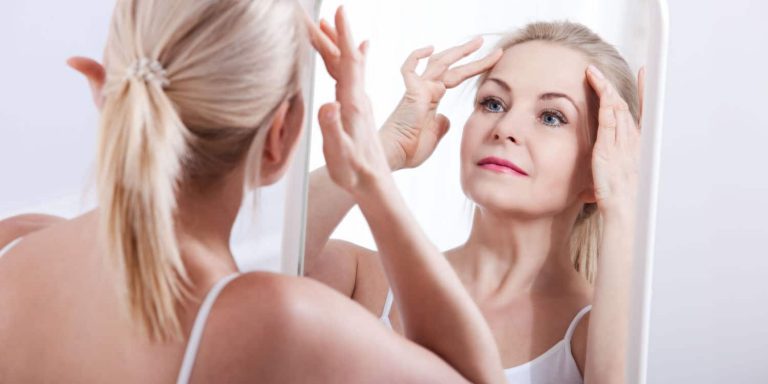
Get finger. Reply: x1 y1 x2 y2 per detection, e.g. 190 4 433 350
434 113 451 141
614 108 635 146
318 102 345 150
400 46 435 77
586 64 630 111
334 6 357 58
443 48 502 88
319 18 339 46
306 14 340 59
596 106 618 146
637 66 646 121
422 36 483 79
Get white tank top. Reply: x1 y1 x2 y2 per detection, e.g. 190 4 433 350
176 273 239 384
379 289 591 384
0 238 23 258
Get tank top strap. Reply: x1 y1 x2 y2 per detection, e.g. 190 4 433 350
564 304 592 342
379 288 394 328
176 273 240 384
0 238 23 258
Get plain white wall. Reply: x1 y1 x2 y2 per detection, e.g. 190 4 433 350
646 0 768 382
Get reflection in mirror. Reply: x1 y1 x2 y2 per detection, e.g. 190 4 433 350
304 0 667 383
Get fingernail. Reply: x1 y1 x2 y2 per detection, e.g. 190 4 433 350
588 64 605 79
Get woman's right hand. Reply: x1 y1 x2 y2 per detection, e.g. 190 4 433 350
380 40 502 170
307 7 393 198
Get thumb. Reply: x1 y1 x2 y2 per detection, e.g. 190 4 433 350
67 56 106 109
434 113 451 142
318 102 345 151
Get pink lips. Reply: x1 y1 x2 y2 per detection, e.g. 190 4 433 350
477 156 529 176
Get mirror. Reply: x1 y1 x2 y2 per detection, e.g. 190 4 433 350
303 0 668 382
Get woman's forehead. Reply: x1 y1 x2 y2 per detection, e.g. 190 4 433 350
484 41 591 101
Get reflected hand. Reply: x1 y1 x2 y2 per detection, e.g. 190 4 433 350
586 65 641 216
307 13 503 171
381 40 502 170
311 7 391 196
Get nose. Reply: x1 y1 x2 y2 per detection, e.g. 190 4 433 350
490 111 524 145
492 132 517 143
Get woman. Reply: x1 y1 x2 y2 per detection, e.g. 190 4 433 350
0 1 507 382
306 20 644 383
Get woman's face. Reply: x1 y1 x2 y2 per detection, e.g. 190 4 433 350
460 41 597 218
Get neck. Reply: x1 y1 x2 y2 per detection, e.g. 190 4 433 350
174 166 246 286
455 204 584 300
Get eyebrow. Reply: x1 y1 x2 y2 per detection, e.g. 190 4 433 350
486 77 580 114
540 93 579 113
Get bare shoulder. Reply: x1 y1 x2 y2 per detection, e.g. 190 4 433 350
0 212 95 271
195 271 465 383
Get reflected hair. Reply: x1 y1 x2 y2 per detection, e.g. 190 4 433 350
479 21 640 283
98 0 305 341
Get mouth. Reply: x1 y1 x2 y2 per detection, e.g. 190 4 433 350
477 156 529 176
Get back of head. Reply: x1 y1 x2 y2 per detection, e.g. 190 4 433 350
97 0 305 341
482 21 639 283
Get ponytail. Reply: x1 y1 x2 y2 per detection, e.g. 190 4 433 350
97 58 190 341
98 0 305 341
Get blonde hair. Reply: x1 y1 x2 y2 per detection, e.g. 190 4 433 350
482 22 639 283
97 0 305 341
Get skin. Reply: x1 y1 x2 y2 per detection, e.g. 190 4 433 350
306 23 644 384
0 7 507 384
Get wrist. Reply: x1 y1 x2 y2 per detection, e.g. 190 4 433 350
353 172 400 209
378 128 405 171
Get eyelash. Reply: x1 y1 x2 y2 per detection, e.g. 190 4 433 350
540 109 568 127
478 97 569 127
479 96 505 113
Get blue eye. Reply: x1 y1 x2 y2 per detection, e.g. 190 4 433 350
541 110 567 127
480 97 505 113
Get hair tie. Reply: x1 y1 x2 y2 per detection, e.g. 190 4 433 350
126 57 170 87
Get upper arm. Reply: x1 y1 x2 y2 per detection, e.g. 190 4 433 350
304 239 374 299
197 273 468 384
571 312 590 377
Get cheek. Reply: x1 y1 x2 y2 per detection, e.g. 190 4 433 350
459 117 485 165
530 136 587 199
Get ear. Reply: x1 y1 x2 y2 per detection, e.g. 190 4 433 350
578 168 597 204
259 93 306 185
67 56 106 110
578 188 597 205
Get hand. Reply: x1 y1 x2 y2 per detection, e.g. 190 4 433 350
308 7 391 197
586 65 643 216
307 13 502 171
381 40 502 170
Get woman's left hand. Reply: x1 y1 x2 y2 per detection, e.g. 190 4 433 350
307 7 392 198
585 65 642 217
